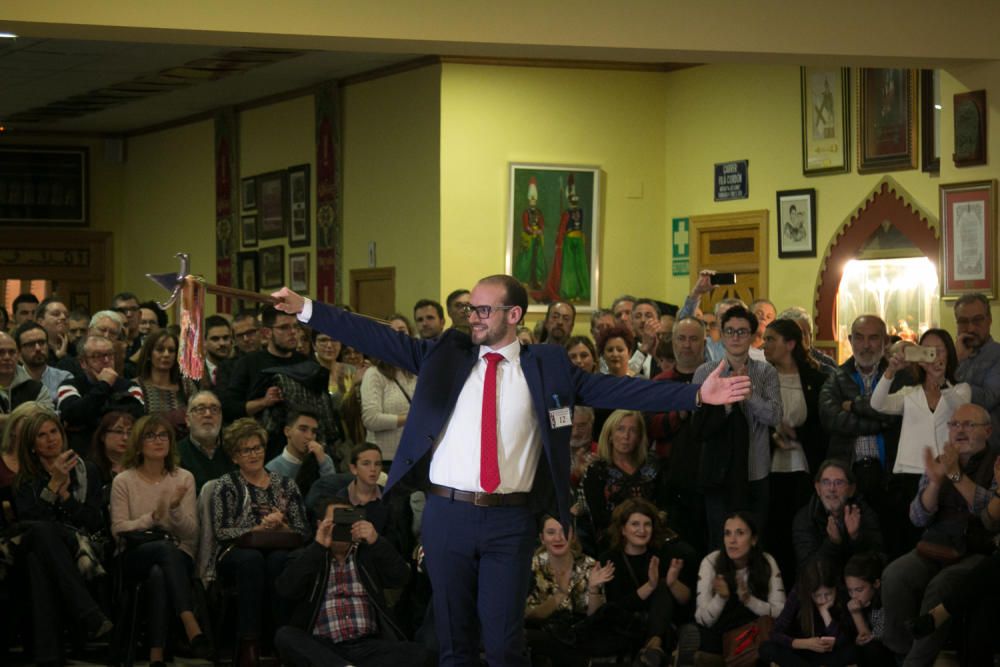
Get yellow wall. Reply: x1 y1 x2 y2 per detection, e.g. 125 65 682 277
342 64 441 316
439 63 668 330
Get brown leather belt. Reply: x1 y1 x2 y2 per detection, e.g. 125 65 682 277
427 483 529 508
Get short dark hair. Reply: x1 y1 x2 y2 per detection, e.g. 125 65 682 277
35 297 65 321
68 307 91 322
546 301 576 318
478 275 528 322
111 291 139 305
954 292 991 315
813 459 855 485
413 299 444 320
311 495 353 521
720 304 758 334
286 408 320 427
140 300 168 328
14 321 46 347
446 289 470 309
12 294 39 311
633 298 661 317
204 314 232 333
233 309 259 325
350 442 382 465
261 305 294 328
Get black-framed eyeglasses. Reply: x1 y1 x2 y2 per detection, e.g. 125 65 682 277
722 327 752 339
189 404 221 416
947 420 989 429
460 304 516 319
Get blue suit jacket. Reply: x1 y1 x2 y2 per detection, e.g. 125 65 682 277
307 301 701 527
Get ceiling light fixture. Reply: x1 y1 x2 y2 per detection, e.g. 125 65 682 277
0 32 18 40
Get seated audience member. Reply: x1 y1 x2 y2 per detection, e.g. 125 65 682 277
1 401 40 487
694 512 785 658
267 409 337 480
360 355 416 470
602 498 698 666
692 305 782 549
57 333 145 455
0 331 53 417
213 418 309 666
819 315 902 538
274 497 428 667
777 307 838 373
844 552 894 666
953 293 1000 453
91 410 134 483
66 308 90 353
596 325 635 378
335 443 388 531
760 559 857 666
11 293 39 327
232 309 263 357
763 319 830 580
581 409 665 553
35 297 70 364
221 306 308 422
540 301 575 346
792 460 883 572
524 515 617 667
13 408 113 664
881 403 998 665
413 299 444 341
873 328 970 556
564 335 598 374
14 321 72 398
136 329 197 438
628 299 662 378
569 406 597 490
516 326 536 346
200 314 233 391
110 415 211 665
178 390 234 493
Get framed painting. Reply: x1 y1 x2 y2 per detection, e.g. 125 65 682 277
241 176 256 211
776 188 817 258
940 180 997 299
920 69 941 173
236 250 259 293
257 170 287 240
505 163 600 312
241 213 258 248
800 67 850 175
858 68 918 173
287 163 311 247
289 252 310 292
953 90 987 167
258 245 285 290
0 146 88 226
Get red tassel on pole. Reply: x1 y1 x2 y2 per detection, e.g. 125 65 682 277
179 276 205 380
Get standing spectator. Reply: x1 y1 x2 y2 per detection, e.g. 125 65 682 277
57 333 144 455
819 315 902 534
136 329 196 439
274 497 427 667
750 298 776 350
0 331 52 419
628 299 662 378
792 461 883 572
611 295 636 333
413 299 445 340
360 356 416 469
177 390 233 493
138 303 163 338
953 293 1000 453
541 301 576 346
112 291 143 359
35 297 70 364
602 498 698 666
778 307 838 373
201 314 233 391
12 293 39 327
564 335 597 374
110 415 212 664
581 409 665 553
880 403 998 665
66 308 91 354
596 326 635 378
445 288 471 334
694 512 785 659
693 306 782 547
14 321 73 398
232 310 263 356
213 418 309 665
872 328 969 555
525 515 618 667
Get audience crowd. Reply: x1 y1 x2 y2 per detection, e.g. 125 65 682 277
1 275 999 667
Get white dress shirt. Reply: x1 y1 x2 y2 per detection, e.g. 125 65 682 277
430 339 541 493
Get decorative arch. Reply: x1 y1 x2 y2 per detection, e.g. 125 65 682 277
813 177 938 348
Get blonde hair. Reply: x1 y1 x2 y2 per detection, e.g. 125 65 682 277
1 401 45 455
596 409 647 468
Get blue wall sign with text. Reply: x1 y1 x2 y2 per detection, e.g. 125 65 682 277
714 160 749 201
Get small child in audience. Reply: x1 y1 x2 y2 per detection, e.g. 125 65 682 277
760 559 857 666
844 552 894 665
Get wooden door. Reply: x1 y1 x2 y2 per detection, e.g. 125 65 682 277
349 267 395 319
0 229 112 314
690 210 768 313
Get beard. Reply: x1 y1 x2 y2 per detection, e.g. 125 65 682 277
190 423 221 445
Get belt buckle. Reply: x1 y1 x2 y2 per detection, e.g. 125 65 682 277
473 492 493 507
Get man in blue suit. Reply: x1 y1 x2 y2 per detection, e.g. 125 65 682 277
273 275 749 667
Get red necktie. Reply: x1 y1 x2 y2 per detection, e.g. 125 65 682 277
480 352 504 493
